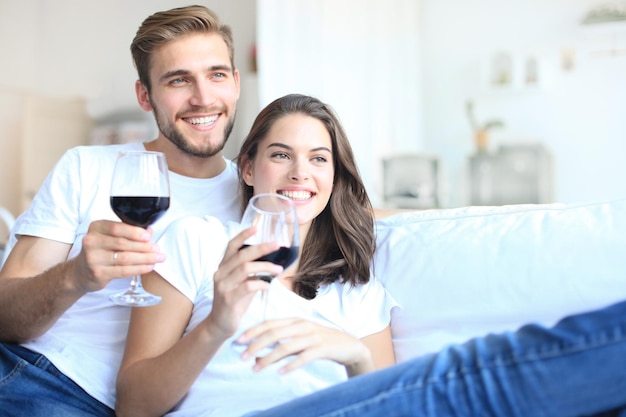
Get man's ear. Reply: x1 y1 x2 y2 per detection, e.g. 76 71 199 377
135 80 153 111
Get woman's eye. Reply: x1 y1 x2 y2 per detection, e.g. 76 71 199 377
313 156 328 163
271 152 289 159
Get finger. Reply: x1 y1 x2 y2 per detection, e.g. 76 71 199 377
251 335 325 373
89 219 153 242
240 319 309 363
215 243 283 287
106 249 165 270
222 227 256 259
276 345 324 374
236 318 293 345
82 225 159 262
213 258 278 293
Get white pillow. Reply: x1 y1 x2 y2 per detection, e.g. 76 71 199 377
374 198 626 363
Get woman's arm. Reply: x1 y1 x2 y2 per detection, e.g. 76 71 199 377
115 272 221 417
359 324 395 371
116 226 284 417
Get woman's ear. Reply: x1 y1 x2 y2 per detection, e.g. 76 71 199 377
242 158 254 186
135 80 153 111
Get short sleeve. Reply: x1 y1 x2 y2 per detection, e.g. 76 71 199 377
349 276 398 338
313 275 398 339
10 148 84 246
153 215 229 302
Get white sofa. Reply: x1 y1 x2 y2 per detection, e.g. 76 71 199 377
374 198 626 363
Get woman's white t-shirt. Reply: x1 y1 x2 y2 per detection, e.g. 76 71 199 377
153 215 396 417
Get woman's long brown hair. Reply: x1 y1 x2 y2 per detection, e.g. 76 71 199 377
236 94 375 299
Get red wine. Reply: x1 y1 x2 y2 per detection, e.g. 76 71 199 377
258 246 299 268
110 196 170 228
240 245 299 281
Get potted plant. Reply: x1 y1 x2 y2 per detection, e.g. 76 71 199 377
466 100 504 153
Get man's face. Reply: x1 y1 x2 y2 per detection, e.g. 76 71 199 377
138 32 240 157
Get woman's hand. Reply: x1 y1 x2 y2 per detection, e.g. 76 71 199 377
236 318 375 377
203 227 284 340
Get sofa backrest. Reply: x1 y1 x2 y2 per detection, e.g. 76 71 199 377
374 198 626 363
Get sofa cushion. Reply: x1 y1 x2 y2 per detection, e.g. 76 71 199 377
374 198 626 363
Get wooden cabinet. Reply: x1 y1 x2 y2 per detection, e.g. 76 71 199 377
20 95 92 212
0 91 91 216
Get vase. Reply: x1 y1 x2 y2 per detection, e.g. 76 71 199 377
475 129 489 153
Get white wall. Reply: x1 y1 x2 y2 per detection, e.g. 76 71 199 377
0 0 258 215
420 0 626 206
2 0 625 214
257 0 423 207
0 0 257 119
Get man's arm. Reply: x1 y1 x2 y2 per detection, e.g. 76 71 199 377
0 220 163 343
0 236 81 342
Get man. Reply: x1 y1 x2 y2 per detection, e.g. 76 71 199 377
0 5 241 416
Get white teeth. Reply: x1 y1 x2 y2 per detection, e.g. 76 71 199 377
279 190 312 200
187 115 218 125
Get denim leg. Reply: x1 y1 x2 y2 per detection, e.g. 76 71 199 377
250 300 626 417
0 344 115 417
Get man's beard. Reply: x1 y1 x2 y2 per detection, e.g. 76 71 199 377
152 103 236 158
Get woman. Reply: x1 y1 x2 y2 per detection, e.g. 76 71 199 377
115 94 396 416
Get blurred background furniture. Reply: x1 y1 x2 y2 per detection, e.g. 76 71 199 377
0 205 15 266
468 143 554 206
382 154 440 209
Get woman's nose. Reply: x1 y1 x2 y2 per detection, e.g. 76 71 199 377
289 161 309 181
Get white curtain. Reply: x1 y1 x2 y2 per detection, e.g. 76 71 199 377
256 0 423 205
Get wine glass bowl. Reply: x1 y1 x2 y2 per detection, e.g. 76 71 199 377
110 196 170 229
241 193 299 317
109 150 170 306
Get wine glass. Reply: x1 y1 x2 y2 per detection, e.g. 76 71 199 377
241 193 299 320
109 150 170 306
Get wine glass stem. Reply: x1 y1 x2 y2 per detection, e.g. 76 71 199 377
129 275 141 291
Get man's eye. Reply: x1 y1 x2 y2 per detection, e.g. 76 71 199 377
170 78 187 86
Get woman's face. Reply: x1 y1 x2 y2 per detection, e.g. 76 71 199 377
243 113 335 227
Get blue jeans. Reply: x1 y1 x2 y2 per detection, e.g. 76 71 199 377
250 300 626 417
0 344 114 417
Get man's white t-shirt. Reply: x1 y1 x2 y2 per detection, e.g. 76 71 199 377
6 143 241 408
153 215 396 417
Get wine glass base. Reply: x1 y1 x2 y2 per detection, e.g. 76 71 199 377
109 290 162 307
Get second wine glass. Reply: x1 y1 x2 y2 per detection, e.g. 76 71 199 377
241 193 299 320
109 150 170 307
